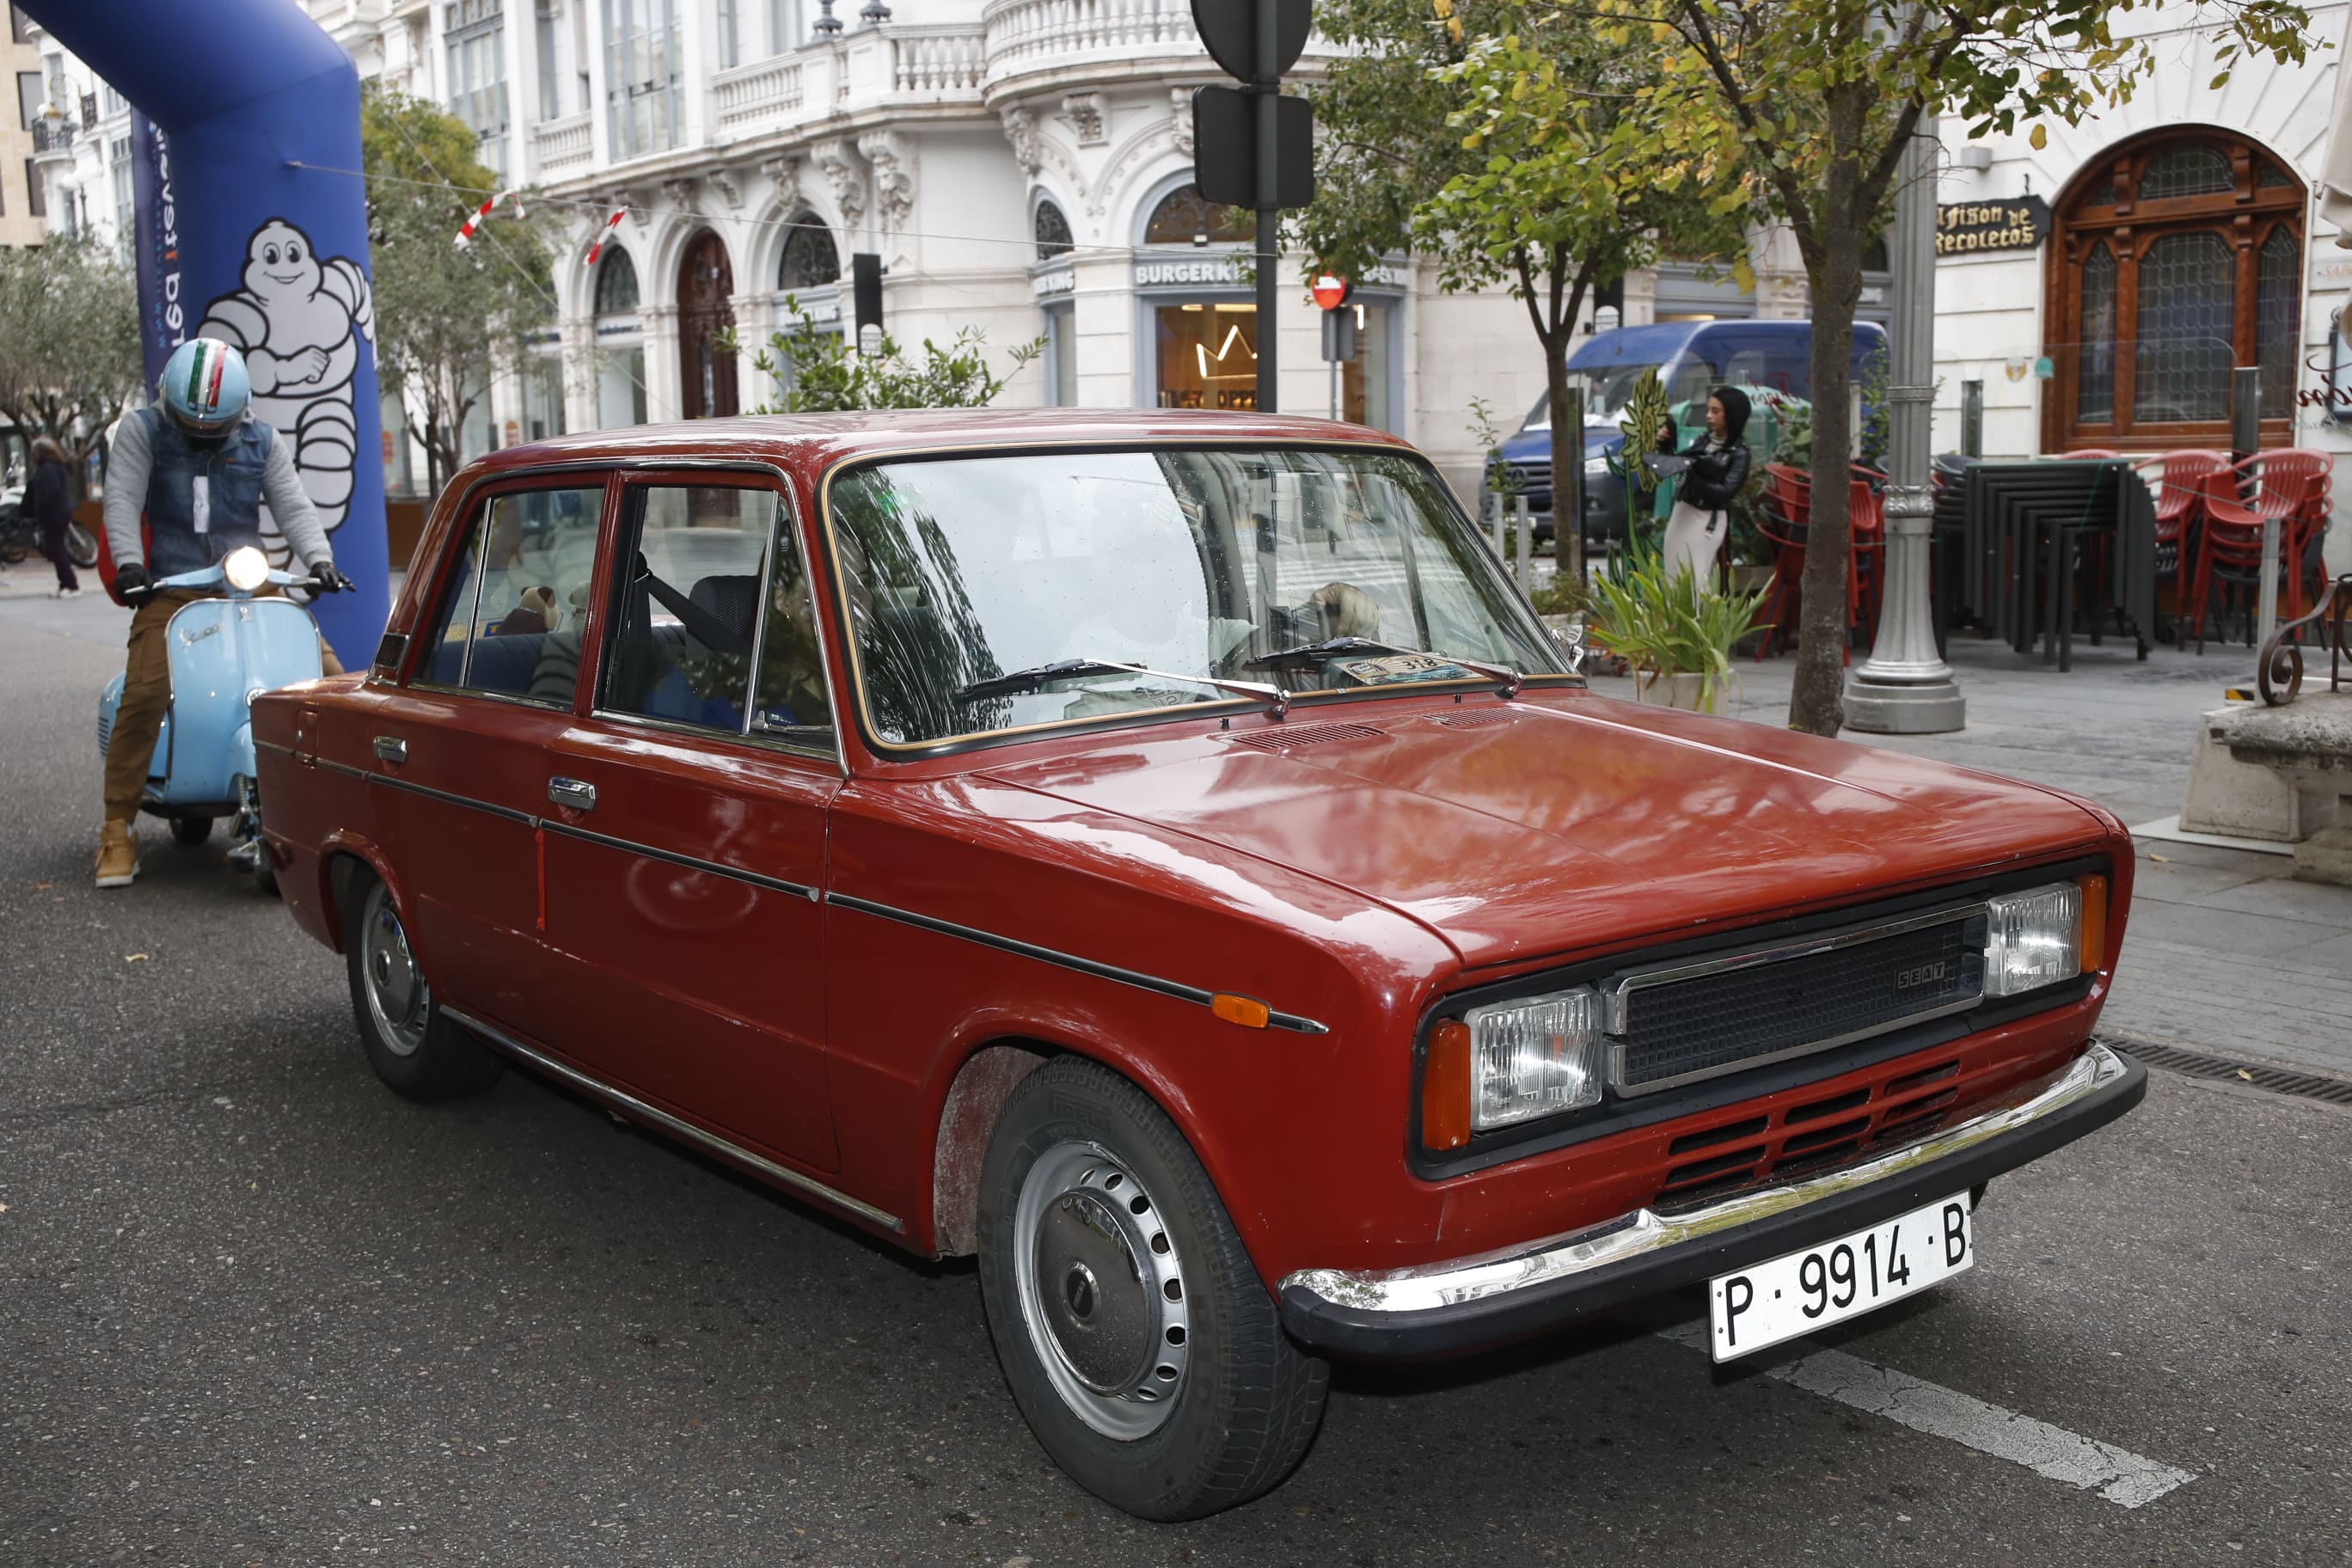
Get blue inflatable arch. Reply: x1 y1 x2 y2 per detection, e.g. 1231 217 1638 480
26 0 387 665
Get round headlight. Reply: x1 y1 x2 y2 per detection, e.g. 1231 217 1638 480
223 547 270 592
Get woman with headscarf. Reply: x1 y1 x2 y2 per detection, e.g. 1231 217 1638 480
28 436 80 598
1655 384 1752 591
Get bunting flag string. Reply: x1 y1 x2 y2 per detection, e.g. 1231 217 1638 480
585 207 628 266
452 188 524 247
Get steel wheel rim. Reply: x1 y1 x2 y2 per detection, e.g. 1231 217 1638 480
1012 1140 1191 1441
360 885 430 1058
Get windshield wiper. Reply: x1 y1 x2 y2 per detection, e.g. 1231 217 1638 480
956 658 1290 720
1243 637 1525 699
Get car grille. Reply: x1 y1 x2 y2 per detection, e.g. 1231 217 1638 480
1608 908 1988 1094
1500 459 1553 506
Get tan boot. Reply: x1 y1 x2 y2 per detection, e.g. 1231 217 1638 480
95 820 138 889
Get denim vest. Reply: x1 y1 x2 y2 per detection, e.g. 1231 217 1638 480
138 408 276 577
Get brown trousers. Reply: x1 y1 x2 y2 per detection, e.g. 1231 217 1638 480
103 588 346 824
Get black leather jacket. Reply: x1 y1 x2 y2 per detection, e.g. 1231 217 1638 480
1658 434 1752 512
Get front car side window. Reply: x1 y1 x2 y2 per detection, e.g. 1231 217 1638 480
601 483 775 733
750 520 833 746
419 484 606 705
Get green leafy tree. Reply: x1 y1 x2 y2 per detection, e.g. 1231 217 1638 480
740 298 1043 412
0 237 144 479
1301 0 1743 578
362 88 556 493
1626 0 2313 734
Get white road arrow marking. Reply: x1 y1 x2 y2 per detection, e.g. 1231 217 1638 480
1656 1321 2196 1509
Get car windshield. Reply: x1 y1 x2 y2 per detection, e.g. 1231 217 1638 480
1522 362 1670 431
825 446 1565 748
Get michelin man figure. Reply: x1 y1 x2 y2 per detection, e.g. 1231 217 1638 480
195 217 374 564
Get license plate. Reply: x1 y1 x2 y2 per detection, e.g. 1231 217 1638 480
1706 1192 1974 1362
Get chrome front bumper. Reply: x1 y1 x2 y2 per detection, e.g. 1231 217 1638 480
1277 1040 2144 1360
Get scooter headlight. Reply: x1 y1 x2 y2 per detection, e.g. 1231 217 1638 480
223 547 269 591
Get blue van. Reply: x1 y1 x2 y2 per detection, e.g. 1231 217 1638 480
1493 318 1890 544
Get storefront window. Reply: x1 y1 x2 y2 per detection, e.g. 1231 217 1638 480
524 356 567 441
1339 302 1393 431
594 247 647 427
1155 303 1257 410
2076 243 2116 423
2046 130 2302 449
2257 228 2300 420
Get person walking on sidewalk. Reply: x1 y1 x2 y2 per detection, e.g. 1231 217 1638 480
28 436 81 598
95 339 354 890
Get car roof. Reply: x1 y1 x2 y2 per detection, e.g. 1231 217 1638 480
1564 318 1888 372
468 407 1418 485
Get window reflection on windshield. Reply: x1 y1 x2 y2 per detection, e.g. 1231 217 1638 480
826 447 1563 747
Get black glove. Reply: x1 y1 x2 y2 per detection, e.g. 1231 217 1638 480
310 564 354 594
115 561 152 602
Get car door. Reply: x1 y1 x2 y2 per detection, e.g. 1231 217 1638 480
536 473 842 1171
369 475 612 1038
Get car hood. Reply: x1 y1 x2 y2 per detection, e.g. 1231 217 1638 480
1496 424 1619 462
979 694 2108 972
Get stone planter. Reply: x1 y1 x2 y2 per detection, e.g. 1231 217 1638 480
1633 670 1712 712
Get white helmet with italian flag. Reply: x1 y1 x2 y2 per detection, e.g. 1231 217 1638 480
158 338 252 434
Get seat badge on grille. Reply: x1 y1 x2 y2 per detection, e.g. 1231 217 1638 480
1896 960 1951 991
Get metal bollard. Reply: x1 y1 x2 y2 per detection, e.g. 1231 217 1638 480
2234 366 2282 654
1961 380 1982 460
1514 494 1534 592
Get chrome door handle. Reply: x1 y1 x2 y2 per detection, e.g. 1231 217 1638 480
547 776 597 811
372 734 407 764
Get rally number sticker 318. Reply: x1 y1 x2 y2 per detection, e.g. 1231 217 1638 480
1706 1192 1974 1362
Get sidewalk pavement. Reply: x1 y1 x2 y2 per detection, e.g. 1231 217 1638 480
1588 635 2352 1080
8 557 2346 1078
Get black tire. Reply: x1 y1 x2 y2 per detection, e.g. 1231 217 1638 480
170 815 214 847
976 1057 1329 1521
66 523 99 569
341 872 502 1101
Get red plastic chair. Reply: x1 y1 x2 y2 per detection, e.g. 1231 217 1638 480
2190 461 2329 648
2060 448 2124 460
2132 450 2229 619
1754 464 1811 660
1848 477 1884 650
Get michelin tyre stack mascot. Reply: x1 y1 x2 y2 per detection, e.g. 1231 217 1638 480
195 217 374 567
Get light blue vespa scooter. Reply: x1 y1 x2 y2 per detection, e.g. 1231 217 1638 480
96 544 325 893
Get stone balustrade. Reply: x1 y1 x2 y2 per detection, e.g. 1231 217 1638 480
714 52 808 128
892 25 988 97
534 112 591 174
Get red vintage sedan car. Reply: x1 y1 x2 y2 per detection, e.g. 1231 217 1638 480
254 410 2145 1519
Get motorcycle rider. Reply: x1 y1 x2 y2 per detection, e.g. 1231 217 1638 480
96 338 354 889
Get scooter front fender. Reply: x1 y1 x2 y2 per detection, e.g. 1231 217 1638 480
158 597 324 805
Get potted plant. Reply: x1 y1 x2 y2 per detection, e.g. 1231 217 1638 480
1586 560 1773 715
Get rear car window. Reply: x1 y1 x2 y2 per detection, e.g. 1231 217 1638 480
419 484 605 705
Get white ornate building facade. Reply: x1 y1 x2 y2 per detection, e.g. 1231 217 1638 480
286 0 1555 503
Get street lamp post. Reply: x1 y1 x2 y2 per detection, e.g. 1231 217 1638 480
1844 114 1965 733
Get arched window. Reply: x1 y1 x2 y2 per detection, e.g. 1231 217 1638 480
1034 199 1073 260
1142 184 1253 246
2046 130 2306 450
595 246 640 315
778 213 840 291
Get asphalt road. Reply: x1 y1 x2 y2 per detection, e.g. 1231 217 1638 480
4 598 2349 1567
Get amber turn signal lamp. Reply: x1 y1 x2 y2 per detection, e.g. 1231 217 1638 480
1423 1020 1473 1151
2076 873 2109 975
1211 992 1271 1029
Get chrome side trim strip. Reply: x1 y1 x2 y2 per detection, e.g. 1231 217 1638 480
443 1005 903 1233
541 817 819 902
829 892 1330 1036
371 771 537 824
1281 1041 2130 1315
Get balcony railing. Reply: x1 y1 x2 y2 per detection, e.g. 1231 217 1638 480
714 52 807 128
534 112 591 174
31 118 74 156
983 0 1200 75
892 26 986 97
